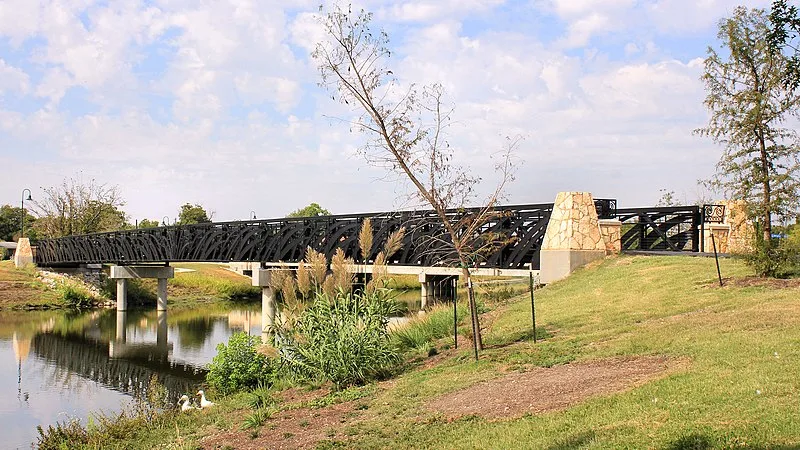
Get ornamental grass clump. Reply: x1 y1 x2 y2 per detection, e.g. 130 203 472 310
277 290 400 389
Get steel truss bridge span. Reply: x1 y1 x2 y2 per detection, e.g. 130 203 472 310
35 203 557 270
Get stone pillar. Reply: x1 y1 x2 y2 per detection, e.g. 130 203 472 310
599 219 622 255
157 278 168 311
14 238 33 268
419 273 430 310
116 279 128 311
705 224 730 253
721 200 754 254
540 192 607 284
252 269 276 336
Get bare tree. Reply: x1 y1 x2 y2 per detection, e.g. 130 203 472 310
313 4 518 358
31 176 127 238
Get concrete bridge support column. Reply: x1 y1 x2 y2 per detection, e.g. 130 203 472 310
157 310 168 350
419 273 431 310
110 266 175 312
252 269 276 338
115 311 127 343
116 279 128 311
157 279 168 311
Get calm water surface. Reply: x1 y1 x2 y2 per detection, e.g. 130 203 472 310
0 304 263 449
0 290 424 449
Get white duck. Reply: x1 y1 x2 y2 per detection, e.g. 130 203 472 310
197 390 215 409
177 395 196 412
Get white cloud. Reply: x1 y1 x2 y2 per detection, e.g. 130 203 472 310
0 0 747 221
378 0 505 22
646 0 772 33
0 59 30 95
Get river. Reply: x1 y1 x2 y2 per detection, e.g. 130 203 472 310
0 290 422 449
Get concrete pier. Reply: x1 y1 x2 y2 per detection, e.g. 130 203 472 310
252 269 276 338
419 273 430 310
110 265 175 311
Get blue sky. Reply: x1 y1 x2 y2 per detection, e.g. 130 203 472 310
0 0 774 222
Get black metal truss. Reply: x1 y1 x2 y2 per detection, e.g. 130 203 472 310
35 203 557 270
616 206 701 252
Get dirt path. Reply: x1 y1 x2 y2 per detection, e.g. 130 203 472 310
427 356 686 419
199 388 364 450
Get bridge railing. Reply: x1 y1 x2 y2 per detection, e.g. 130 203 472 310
35 203 556 270
615 205 702 252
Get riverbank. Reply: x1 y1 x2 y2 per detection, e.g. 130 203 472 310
0 261 94 309
36 254 800 449
0 261 260 310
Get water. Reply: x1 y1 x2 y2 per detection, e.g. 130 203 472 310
0 304 262 449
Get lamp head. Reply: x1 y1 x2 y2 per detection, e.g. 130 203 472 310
25 194 32 201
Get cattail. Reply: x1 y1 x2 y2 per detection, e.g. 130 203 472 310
383 226 406 258
359 218 373 263
306 246 328 288
296 262 311 299
331 248 353 293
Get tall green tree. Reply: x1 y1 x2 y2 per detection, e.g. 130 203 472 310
137 218 161 228
177 203 212 225
768 0 800 89
0 205 37 241
31 177 128 238
696 6 800 245
287 202 331 218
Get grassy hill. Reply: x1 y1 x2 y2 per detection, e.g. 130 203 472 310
40 255 800 449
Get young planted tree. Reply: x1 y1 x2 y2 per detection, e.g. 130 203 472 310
31 177 128 238
696 7 800 253
313 5 517 357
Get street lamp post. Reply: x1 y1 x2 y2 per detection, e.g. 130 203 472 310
250 210 257 220
20 189 32 239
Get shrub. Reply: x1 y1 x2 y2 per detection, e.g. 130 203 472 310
743 226 800 278
220 283 261 301
207 332 275 394
60 285 94 309
101 278 156 305
277 290 399 389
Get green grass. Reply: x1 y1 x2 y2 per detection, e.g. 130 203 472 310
45 255 800 449
114 263 260 308
391 303 468 353
171 263 260 302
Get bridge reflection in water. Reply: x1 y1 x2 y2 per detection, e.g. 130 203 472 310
30 311 212 400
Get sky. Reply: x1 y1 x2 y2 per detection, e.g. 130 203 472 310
0 0 774 223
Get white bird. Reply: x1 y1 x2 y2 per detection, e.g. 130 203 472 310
177 395 196 412
197 390 215 408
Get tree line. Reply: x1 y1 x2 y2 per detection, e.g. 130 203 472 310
1 177 333 242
